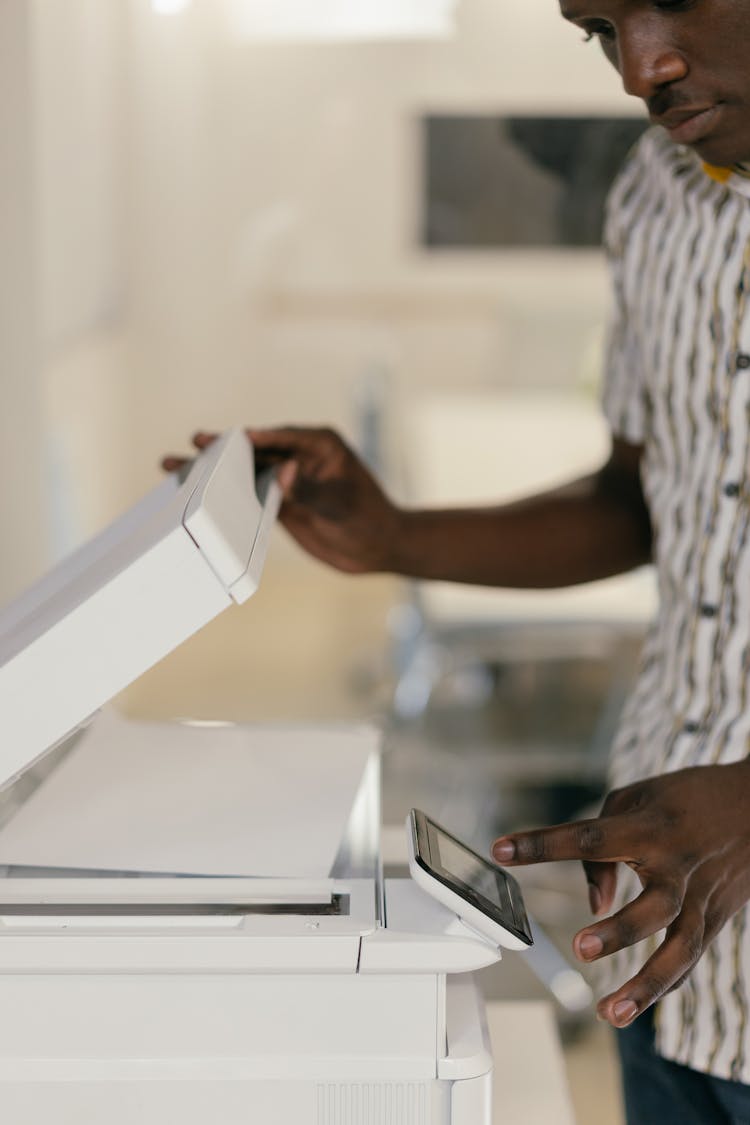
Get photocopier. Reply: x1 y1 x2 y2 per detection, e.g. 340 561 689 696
0 429 531 1124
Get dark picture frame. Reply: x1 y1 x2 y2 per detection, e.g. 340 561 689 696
422 114 648 248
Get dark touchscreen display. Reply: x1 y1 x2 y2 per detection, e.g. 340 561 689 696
434 831 511 911
416 812 532 944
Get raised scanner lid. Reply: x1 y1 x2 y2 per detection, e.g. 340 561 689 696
0 429 280 790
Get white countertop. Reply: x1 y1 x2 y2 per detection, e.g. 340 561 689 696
488 1000 576 1124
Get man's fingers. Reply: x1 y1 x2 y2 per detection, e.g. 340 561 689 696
161 456 189 472
596 906 707 1027
492 814 640 867
247 425 302 447
163 434 298 500
192 431 218 450
582 860 618 916
247 426 341 457
573 879 685 962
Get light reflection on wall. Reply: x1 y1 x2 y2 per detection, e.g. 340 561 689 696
151 0 192 14
225 0 458 41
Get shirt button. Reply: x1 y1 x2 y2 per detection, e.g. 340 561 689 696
724 482 741 498
700 603 718 618
737 352 750 370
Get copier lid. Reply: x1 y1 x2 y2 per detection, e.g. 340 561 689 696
0 429 280 792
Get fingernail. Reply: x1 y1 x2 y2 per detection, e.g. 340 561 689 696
578 933 603 960
613 1000 638 1026
588 885 602 915
492 840 515 863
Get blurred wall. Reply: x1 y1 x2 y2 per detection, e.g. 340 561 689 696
0 0 127 601
0 2 48 600
0 0 638 596
33 0 129 562
124 0 635 498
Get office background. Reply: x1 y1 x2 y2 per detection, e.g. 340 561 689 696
0 4 642 1120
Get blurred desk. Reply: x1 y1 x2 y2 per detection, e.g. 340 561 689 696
393 389 657 719
406 388 609 504
488 1001 575 1124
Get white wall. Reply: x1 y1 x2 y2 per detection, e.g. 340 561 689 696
122 0 637 499
0 2 48 600
34 0 124 353
0 0 641 593
32 0 130 551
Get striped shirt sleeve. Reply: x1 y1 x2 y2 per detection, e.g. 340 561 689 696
600 137 652 445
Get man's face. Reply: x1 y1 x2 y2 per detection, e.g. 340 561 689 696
559 0 750 166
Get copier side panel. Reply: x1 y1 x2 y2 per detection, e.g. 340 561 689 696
0 972 440 1081
0 972 461 1124
0 1079 452 1125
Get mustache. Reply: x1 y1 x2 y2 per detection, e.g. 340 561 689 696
647 90 704 118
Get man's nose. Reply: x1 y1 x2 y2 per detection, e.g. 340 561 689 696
617 31 688 99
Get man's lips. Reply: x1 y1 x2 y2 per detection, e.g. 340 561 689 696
651 104 722 146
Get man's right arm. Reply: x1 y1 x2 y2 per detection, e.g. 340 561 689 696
164 426 652 588
391 434 651 587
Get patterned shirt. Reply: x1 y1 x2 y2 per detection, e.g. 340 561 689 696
602 126 750 1081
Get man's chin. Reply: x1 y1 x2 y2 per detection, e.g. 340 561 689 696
690 135 750 169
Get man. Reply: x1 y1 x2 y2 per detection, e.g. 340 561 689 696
165 2 750 1119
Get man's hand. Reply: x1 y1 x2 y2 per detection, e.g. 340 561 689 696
491 761 750 1027
163 429 650 587
162 427 404 574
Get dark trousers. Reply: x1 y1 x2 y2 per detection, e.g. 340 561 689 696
617 1008 750 1124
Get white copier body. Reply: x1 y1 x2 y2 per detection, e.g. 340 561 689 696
0 431 504 1124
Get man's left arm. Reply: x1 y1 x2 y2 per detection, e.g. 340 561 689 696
491 761 750 1027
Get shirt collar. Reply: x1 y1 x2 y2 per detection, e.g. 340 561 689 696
702 160 750 198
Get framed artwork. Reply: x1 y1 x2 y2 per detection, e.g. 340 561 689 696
422 114 648 248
